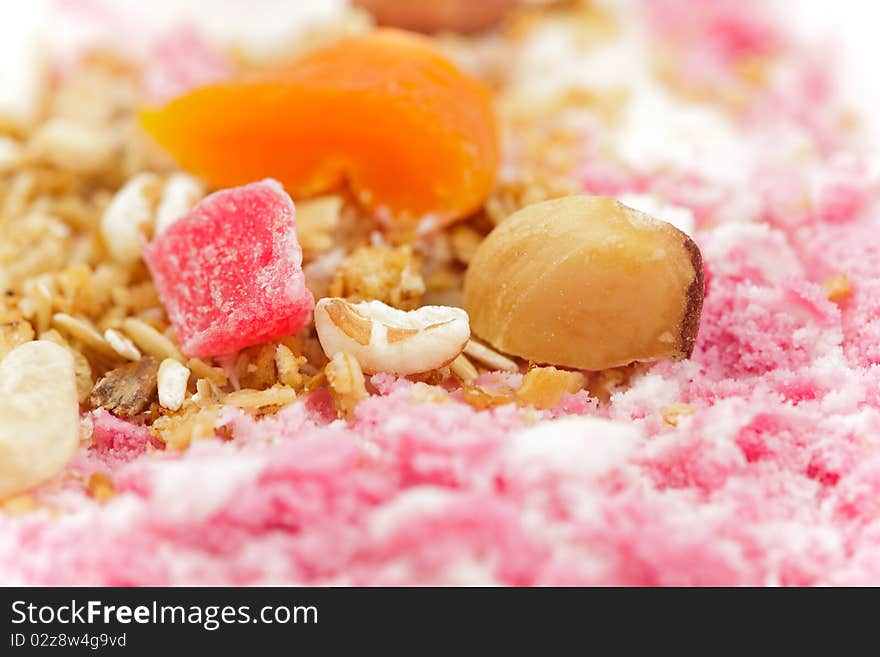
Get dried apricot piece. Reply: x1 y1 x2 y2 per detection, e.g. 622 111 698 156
140 30 499 226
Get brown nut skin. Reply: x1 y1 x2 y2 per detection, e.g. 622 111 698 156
353 0 516 33
462 195 704 371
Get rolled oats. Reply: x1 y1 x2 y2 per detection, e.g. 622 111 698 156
103 327 142 361
28 118 118 175
463 338 519 372
449 353 479 383
329 245 426 309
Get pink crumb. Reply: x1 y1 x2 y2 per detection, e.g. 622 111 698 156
90 409 152 461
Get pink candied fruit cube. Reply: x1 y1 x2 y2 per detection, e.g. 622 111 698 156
144 179 314 358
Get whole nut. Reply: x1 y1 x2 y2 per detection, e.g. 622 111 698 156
354 0 516 33
0 341 79 497
462 195 704 370
314 298 470 375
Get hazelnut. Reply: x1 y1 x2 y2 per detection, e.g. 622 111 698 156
462 195 704 370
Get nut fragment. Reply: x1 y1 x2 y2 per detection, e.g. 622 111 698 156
157 358 190 411
516 366 585 409
0 341 79 497
151 404 220 451
104 328 141 361
223 385 297 410
822 273 851 303
461 383 517 410
661 402 696 427
463 195 704 370
87 471 115 503
275 343 308 389
315 298 470 375
325 351 368 420
89 356 159 417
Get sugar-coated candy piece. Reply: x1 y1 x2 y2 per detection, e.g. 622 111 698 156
144 179 314 358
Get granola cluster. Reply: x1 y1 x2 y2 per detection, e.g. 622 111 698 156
0 3 619 479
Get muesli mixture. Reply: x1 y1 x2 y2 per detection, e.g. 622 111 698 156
2 0 880 585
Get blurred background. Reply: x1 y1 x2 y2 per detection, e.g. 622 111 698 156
2 0 878 142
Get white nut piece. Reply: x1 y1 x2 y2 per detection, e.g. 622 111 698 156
154 173 204 235
157 358 190 411
315 298 470 375
100 173 162 264
0 340 79 497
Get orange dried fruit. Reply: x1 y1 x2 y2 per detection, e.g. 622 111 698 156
140 29 499 226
